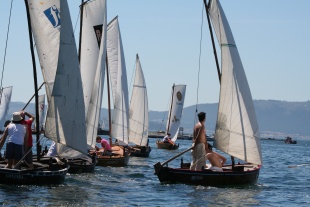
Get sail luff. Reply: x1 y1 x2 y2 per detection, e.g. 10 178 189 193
209 0 262 165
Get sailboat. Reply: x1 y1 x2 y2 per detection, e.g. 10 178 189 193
154 0 262 186
156 84 187 150
95 16 130 167
0 86 13 133
128 54 151 157
51 0 109 173
0 0 74 185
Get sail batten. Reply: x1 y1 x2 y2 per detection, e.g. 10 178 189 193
209 0 262 165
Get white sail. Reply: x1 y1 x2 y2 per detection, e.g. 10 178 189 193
0 86 13 129
166 84 186 142
28 0 87 154
129 54 149 146
209 0 262 165
107 17 130 145
80 0 107 149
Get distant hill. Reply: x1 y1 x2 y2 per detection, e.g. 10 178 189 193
5 100 310 137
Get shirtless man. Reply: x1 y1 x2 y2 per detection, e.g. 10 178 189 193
190 112 208 171
206 143 226 171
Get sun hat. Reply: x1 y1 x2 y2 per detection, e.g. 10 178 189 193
11 112 23 122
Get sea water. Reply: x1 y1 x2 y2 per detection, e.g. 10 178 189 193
0 136 309 206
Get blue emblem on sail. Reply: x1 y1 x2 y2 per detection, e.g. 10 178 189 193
44 5 61 28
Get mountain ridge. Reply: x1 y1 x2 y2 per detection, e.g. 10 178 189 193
5 100 310 137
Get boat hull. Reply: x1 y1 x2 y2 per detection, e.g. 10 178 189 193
156 140 179 150
96 155 129 167
130 145 151 157
154 163 260 186
0 161 68 185
66 156 97 174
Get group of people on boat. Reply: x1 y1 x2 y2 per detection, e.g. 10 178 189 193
284 136 297 144
0 111 35 169
162 133 175 145
190 112 226 171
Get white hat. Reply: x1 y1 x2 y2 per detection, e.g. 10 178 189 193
11 112 23 122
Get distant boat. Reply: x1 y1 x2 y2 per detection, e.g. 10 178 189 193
0 86 13 133
284 136 297 144
154 0 262 186
128 54 151 157
156 84 186 150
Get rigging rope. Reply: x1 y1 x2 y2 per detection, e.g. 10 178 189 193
1 0 14 103
193 3 205 126
128 59 136 98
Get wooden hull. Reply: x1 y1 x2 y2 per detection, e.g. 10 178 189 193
156 140 179 150
0 159 68 185
154 162 261 186
130 145 151 157
284 140 297 144
66 156 97 174
97 155 129 167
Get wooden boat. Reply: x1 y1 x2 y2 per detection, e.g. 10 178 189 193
0 158 68 185
156 140 179 150
95 16 130 167
130 145 152 158
0 0 74 185
156 84 186 150
154 158 260 186
128 54 151 157
96 146 130 167
154 0 262 186
284 136 297 144
40 0 107 173
28 0 93 175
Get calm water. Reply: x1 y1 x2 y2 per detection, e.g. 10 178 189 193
0 136 309 207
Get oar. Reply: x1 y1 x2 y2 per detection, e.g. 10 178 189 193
288 164 310 168
154 146 193 174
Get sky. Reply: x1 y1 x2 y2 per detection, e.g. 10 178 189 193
0 0 309 112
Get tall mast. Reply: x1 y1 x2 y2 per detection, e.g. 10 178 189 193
166 84 175 134
106 53 112 146
78 0 84 62
24 0 41 160
203 0 221 82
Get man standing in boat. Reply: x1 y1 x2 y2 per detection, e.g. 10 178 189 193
20 110 35 169
190 112 208 171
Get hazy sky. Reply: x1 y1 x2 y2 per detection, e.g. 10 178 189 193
0 0 309 112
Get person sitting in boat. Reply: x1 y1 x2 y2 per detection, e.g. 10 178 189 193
162 133 174 145
205 143 226 172
0 112 29 169
95 136 112 156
